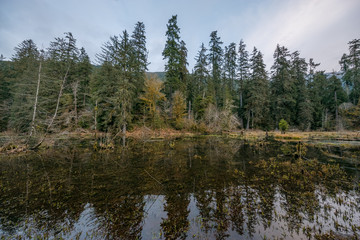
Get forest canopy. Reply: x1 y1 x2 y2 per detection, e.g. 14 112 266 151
0 16 359 135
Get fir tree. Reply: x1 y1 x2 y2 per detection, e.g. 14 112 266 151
0 56 13 131
237 39 250 128
193 43 210 118
9 39 40 132
223 42 237 102
208 31 223 106
131 21 148 93
341 39 360 104
162 15 184 96
245 48 269 129
270 44 295 126
291 51 312 130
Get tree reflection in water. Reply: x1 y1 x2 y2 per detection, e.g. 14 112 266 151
0 138 359 239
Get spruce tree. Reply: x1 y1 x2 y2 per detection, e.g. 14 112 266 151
9 39 40 132
245 48 269 129
291 51 312 130
179 40 189 97
270 44 295 126
308 71 327 129
237 39 250 128
92 30 135 133
193 43 209 96
223 42 237 99
193 43 211 119
208 31 223 106
162 15 184 96
341 39 360 104
131 21 148 93
43 32 80 130
0 56 13 131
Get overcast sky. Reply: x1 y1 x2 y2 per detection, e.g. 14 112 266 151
0 0 359 72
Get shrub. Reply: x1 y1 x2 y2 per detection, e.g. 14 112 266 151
279 119 289 134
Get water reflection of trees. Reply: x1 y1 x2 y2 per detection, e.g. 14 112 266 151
0 138 358 239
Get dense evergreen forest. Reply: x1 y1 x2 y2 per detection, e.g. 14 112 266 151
0 15 359 136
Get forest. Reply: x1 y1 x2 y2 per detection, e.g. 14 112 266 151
0 15 359 137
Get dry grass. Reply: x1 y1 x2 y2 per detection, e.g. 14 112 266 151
227 130 360 141
126 126 196 140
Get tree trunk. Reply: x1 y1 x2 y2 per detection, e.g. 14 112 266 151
72 80 79 127
31 65 70 150
188 100 191 119
335 90 339 131
239 91 244 129
29 61 42 138
94 100 98 131
251 110 254 129
246 110 250 130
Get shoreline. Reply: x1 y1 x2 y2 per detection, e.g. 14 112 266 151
1 129 360 154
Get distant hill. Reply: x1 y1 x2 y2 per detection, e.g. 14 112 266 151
146 72 166 81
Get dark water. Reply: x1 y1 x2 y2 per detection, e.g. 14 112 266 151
0 138 359 239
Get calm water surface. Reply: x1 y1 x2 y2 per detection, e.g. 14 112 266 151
0 138 359 239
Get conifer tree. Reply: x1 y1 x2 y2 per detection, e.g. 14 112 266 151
237 39 250 128
131 21 148 93
308 71 327 129
162 15 185 96
193 43 209 96
223 42 237 103
192 43 211 118
0 56 12 131
208 31 223 106
325 75 348 130
93 30 135 133
341 39 360 104
291 51 312 130
245 48 269 129
179 40 189 99
8 40 40 132
270 44 295 126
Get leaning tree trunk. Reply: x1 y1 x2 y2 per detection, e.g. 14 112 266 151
29 61 42 138
31 66 70 150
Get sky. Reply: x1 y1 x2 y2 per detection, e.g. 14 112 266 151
0 0 359 72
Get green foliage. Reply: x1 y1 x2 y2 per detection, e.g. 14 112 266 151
1 18 359 134
279 119 289 134
0 59 13 131
162 15 187 96
8 39 40 132
245 48 269 129
208 31 223 106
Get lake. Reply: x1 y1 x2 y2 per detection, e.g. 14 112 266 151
0 137 359 239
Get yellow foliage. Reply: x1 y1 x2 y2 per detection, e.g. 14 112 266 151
139 75 166 118
172 91 186 129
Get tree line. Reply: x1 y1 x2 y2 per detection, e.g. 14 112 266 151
0 15 359 135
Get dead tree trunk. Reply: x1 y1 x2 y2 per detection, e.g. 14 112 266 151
31 66 70 150
29 61 42 138
72 80 79 126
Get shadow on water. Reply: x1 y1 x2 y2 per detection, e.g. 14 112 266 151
0 138 359 239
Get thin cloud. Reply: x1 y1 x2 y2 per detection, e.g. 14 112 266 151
0 0 358 72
